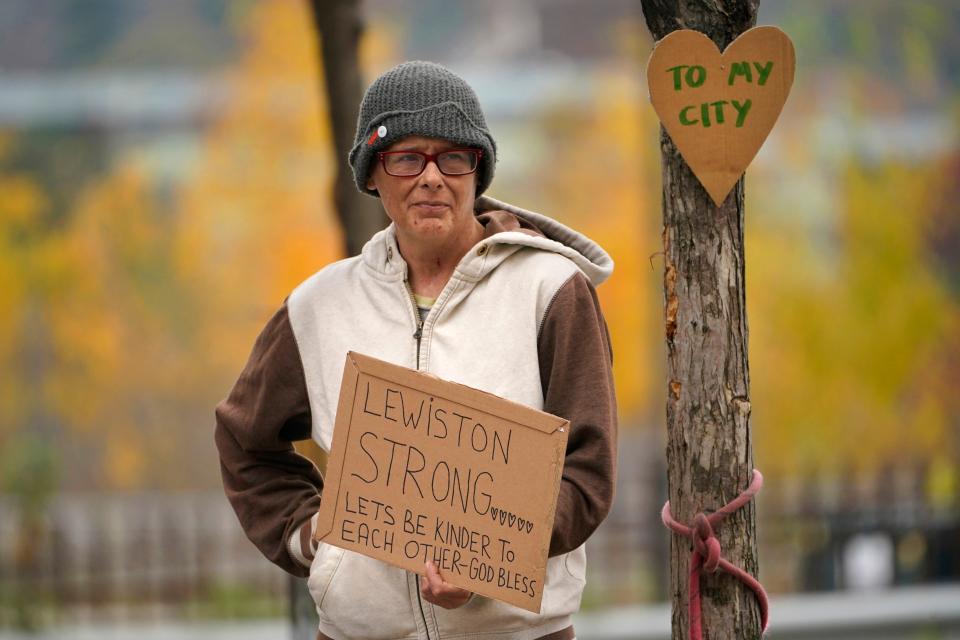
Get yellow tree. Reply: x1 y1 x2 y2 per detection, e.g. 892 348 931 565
748 156 958 479
35 0 343 490
0 132 48 446
514 72 661 424
0 132 62 630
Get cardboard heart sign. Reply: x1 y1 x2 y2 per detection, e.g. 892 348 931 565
647 26 795 206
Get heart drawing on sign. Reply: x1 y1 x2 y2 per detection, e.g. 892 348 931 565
490 507 535 534
647 26 795 206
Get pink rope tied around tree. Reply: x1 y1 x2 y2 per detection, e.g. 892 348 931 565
660 469 769 640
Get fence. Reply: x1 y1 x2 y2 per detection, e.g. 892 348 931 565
0 433 665 630
0 492 286 629
2 432 957 631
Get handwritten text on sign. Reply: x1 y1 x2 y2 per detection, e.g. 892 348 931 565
315 353 568 613
647 27 796 205
668 60 774 128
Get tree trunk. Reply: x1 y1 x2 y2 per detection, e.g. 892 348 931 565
309 0 389 258
640 2 762 639
293 2 389 637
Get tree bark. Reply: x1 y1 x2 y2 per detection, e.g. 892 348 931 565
640 2 762 638
309 0 389 258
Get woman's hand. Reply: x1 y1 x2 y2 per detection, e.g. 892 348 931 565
419 561 472 609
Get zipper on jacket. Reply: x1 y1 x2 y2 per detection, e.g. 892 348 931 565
403 278 431 640
404 279 424 370
415 579 432 640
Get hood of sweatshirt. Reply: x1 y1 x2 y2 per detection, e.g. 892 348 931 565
361 195 614 287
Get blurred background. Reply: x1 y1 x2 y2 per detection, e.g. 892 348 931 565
0 0 957 638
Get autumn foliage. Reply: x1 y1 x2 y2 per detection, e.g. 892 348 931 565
0 0 956 496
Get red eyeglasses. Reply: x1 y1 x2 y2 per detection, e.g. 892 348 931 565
377 149 482 177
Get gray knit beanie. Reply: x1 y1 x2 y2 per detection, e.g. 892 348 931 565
349 61 497 197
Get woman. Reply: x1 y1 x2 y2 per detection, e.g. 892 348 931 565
216 60 618 640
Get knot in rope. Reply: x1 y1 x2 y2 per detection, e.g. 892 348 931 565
661 469 769 640
692 512 721 572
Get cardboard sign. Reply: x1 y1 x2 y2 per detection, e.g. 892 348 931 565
314 352 569 613
647 26 795 206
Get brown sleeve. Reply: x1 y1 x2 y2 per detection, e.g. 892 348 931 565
538 272 618 557
214 300 323 577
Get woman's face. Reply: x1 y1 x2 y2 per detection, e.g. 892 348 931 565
366 135 479 252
